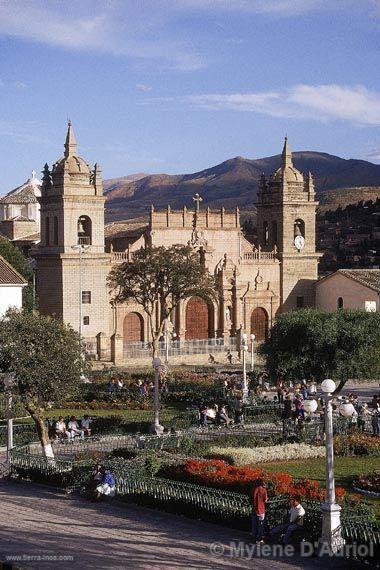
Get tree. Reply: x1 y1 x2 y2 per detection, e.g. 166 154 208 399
108 245 217 357
0 310 85 458
0 237 35 310
260 308 380 390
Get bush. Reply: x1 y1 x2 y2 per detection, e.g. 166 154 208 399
158 458 347 503
354 471 380 494
334 434 380 457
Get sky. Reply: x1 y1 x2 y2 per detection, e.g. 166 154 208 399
0 0 379 191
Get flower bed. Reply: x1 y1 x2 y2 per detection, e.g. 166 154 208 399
334 434 380 457
208 443 325 466
159 458 346 502
353 471 380 496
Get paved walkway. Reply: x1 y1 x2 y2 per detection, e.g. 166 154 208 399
0 479 365 570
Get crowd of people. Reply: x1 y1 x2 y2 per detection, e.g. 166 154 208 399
53 415 92 441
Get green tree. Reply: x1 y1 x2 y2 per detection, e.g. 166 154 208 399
0 237 35 310
260 308 380 390
0 310 86 457
108 244 217 357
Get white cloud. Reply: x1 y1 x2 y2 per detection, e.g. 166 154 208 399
0 0 205 71
367 148 380 160
136 83 153 92
173 84 380 126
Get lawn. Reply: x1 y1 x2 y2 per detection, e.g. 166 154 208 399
264 456 380 518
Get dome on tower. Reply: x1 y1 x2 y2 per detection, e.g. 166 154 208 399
52 121 90 175
271 137 303 183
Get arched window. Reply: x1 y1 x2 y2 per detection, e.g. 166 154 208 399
294 219 305 239
53 216 58 245
337 297 344 309
45 217 50 245
263 221 269 246
272 221 278 246
77 215 92 245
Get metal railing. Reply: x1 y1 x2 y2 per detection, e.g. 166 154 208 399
124 337 237 358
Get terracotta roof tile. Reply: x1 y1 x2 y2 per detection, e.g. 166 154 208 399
339 269 380 293
0 255 27 285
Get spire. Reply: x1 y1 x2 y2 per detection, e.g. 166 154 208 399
64 120 77 158
281 136 293 169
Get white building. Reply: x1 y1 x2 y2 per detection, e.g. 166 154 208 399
316 269 380 312
0 171 41 242
0 255 27 317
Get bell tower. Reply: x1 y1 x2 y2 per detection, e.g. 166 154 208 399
35 122 111 357
256 138 321 311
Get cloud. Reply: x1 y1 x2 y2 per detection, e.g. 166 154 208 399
170 84 380 126
136 83 153 92
367 148 380 160
0 0 205 71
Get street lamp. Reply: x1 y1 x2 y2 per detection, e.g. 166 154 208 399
2 373 14 462
71 244 90 351
241 333 248 403
151 357 164 435
250 333 255 372
319 378 345 553
302 398 318 415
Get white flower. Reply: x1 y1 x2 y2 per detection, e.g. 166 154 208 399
208 443 325 466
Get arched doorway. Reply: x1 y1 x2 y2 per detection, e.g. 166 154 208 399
185 296 210 340
123 312 144 342
250 307 268 342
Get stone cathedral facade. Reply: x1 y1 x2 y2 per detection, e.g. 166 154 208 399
34 123 320 363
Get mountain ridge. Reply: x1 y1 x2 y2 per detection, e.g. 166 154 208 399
104 151 380 222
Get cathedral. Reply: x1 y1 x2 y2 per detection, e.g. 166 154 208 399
34 123 320 363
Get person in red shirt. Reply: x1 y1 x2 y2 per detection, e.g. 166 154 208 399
252 478 268 543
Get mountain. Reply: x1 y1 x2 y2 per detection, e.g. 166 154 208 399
103 152 380 222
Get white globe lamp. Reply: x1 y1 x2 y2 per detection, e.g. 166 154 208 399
321 378 336 394
339 401 355 418
303 398 318 414
250 333 255 341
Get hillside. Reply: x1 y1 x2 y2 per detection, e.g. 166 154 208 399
104 151 380 221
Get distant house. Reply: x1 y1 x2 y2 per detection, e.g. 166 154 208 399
0 255 27 317
316 269 380 312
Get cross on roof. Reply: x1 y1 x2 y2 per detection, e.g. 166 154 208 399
192 193 203 212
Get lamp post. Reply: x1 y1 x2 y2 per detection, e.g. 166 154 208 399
241 333 248 403
2 373 14 462
250 333 255 372
319 379 352 553
151 357 164 435
71 244 90 352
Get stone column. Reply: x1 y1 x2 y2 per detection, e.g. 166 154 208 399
111 333 124 365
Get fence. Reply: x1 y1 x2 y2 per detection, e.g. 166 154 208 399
124 337 237 358
0 423 37 446
9 443 380 561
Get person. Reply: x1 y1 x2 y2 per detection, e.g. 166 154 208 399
81 414 92 437
205 405 217 426
252 478 268 543
86 463 103 498
208 353 216 364
226 350 233 365
117 378 124 390
309 380 317 396
300 383 308 400
218 405 231 426
67 416 84 441
95 468 116 499
55 417 68 440
107 379 114 394
276 378 284 404
200 404 208 427
270 496 305 544
234 397 244 425
282 395 293 439
372 403 380 436
294 396 304 420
